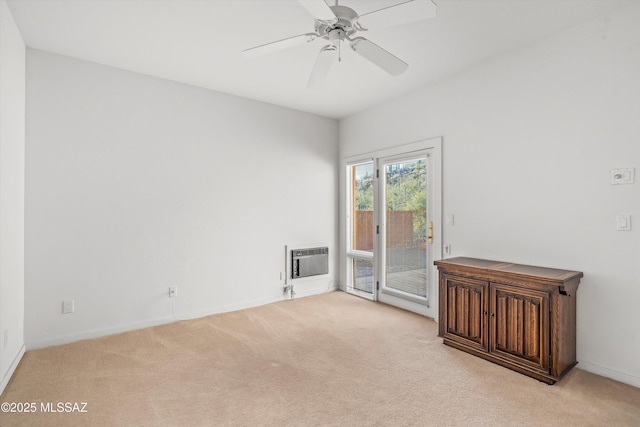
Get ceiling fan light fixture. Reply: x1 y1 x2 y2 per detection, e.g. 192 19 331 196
327 28 346 44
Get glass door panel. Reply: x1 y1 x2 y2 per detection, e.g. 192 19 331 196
347 161 375 297
381 155 429 301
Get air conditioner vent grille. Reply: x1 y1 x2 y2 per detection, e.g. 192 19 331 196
291 246 329 278
293 247 328 257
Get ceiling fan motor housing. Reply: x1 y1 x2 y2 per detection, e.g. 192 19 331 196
315 5 360 42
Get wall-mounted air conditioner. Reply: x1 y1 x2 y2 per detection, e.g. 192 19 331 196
291 247 329 279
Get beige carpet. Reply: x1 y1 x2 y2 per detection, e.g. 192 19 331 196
1 291 639 426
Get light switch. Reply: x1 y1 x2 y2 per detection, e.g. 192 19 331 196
446 214 454 226
611 168 635 185
63 300 75 314
616 215 631 231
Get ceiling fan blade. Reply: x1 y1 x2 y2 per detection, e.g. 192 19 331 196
307 45 337 89
243 33 316 58
357 0 436 31
298 0 337 22
350 37 408 76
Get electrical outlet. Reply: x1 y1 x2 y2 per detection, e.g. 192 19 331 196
62 300 75 314
444 244 452 255
169 286 178 298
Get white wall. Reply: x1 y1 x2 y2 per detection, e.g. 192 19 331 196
25 49 338 349
0 0 26 394
340 4 640 387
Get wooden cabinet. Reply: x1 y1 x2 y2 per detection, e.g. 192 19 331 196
435 257 582 384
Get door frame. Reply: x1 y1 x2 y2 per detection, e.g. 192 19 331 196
342 137 442 320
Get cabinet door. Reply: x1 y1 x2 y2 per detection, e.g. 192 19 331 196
490 284 549 372
443 275 488 351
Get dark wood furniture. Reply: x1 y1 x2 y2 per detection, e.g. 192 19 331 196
434 257 582 384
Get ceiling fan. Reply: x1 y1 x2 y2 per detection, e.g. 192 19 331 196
243 0 437 88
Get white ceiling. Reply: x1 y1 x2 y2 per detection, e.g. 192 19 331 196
6 0 633 119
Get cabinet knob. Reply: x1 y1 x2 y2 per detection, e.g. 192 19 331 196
491 313 495 317
483 311 488 315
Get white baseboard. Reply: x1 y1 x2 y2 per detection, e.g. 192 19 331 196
26 315 178 351
578 360 640 388
1 344 25 395
285 280 339 300
26 286 339 351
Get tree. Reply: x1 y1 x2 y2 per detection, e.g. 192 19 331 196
355 172 374 210
385 160 427 238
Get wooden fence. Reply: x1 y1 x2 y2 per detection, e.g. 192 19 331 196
354 211 417 251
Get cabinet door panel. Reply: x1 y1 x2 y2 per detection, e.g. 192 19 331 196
443 275 488 351
491 284 549 372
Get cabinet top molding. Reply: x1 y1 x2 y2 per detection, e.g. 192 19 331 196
434 257 583 286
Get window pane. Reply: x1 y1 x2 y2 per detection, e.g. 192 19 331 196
352 163 374 252
353 259 374 293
